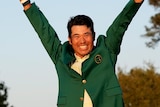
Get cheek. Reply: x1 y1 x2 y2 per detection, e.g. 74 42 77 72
69 38 78 46
87 38 94 45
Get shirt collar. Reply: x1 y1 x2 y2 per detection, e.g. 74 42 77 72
74 53 90 63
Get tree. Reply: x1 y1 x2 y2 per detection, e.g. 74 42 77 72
0 82 13 107
118 64 160 107
142 0 160 48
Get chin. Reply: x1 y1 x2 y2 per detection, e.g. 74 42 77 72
81 52 90 56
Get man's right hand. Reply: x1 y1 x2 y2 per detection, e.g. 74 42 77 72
20 0 28 4
20 0 31 10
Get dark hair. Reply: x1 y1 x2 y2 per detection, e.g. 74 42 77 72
67 15 95 38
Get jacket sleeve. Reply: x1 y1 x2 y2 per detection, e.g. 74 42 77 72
24 3 62 64
105 0 143 55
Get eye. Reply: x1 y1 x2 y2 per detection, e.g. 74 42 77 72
84 32 92 37
72 34 80 39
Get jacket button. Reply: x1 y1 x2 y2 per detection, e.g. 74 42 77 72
80 97 84 101
82 79 87 84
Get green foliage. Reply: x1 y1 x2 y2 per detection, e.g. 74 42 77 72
118 64 160 107
0 82 13 107
0 82 8 107
142 0 160 48
149 0 160 7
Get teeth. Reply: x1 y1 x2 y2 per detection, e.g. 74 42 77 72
80 46 87 50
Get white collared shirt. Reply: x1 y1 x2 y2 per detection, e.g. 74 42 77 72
71 54 93 107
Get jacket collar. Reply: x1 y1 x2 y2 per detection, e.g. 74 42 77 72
61 41 75 65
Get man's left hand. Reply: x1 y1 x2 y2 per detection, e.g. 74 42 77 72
134 0 143 3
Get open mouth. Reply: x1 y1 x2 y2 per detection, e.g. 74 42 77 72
79 45 87 50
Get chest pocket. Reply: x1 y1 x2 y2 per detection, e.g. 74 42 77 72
105 86 122 96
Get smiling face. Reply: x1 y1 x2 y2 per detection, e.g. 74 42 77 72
68 25 94 58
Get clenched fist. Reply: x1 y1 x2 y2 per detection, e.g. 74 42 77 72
134 0 143 3
20 0 31 10
20 0 28 4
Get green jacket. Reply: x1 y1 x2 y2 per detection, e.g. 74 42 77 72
24 0 143 107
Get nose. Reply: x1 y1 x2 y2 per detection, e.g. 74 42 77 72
80 36 86 44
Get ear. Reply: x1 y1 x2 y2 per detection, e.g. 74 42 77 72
68 37 72 45
93 32 96 41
